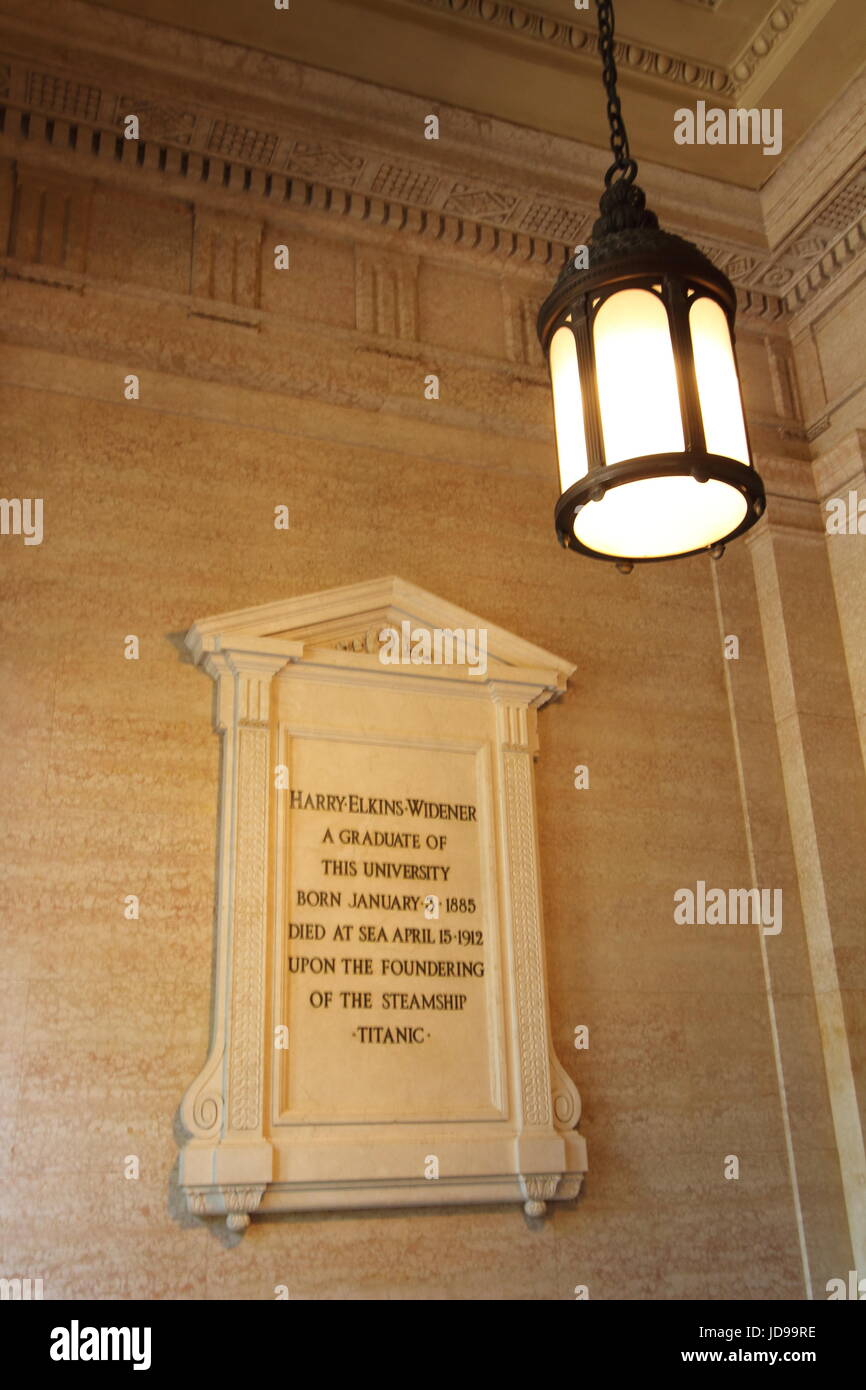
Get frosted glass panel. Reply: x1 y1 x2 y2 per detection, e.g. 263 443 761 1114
690 296 750 464
549 325 588 491
594 289 684 465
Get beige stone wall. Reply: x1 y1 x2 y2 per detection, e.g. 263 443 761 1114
782 72 866 1237
0 7 863 1300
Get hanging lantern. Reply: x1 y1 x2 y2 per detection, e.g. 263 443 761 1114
537 0 765 571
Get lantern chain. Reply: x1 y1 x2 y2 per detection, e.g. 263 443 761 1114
594 0 638 187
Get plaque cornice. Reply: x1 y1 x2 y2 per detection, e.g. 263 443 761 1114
197 644 299 731
282 652 567 702
186 577 577 684
187 629 304 668
488 678 566 711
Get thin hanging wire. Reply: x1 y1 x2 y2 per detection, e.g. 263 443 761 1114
594 0 638 187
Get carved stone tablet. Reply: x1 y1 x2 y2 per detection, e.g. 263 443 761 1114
179 577 586 1229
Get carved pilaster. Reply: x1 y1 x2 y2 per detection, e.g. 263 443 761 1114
190 205 263 316
502 282 544 366
218 650 285 1138
502 746 552 1129
228 720 269 1132
490 683 583 1174
355 247 418 339
492 691 551 1129
180 641 292 1222
812 430 866 783
8 162 92 272
0 157 13 257
765 334 800 422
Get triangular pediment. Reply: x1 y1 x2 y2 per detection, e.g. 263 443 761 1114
186 576 575 683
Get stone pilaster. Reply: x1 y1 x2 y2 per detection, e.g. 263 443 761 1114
180 640 294 1226
746 469 866 1271
491 684 584 1214
812 429 866 780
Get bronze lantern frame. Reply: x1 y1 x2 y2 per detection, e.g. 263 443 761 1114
537 0 766 571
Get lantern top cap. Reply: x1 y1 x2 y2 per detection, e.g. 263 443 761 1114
536 212 737 351
592 174 658 238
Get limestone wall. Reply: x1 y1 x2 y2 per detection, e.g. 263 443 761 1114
0 1 863 1299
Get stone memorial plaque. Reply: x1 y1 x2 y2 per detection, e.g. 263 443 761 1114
277 733 497 1121
179 577 587 1228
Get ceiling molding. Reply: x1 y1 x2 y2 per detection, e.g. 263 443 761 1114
402 0 823 98
730 0 825 93
404 0 733 96
4 0 855 195
0 4 861 321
